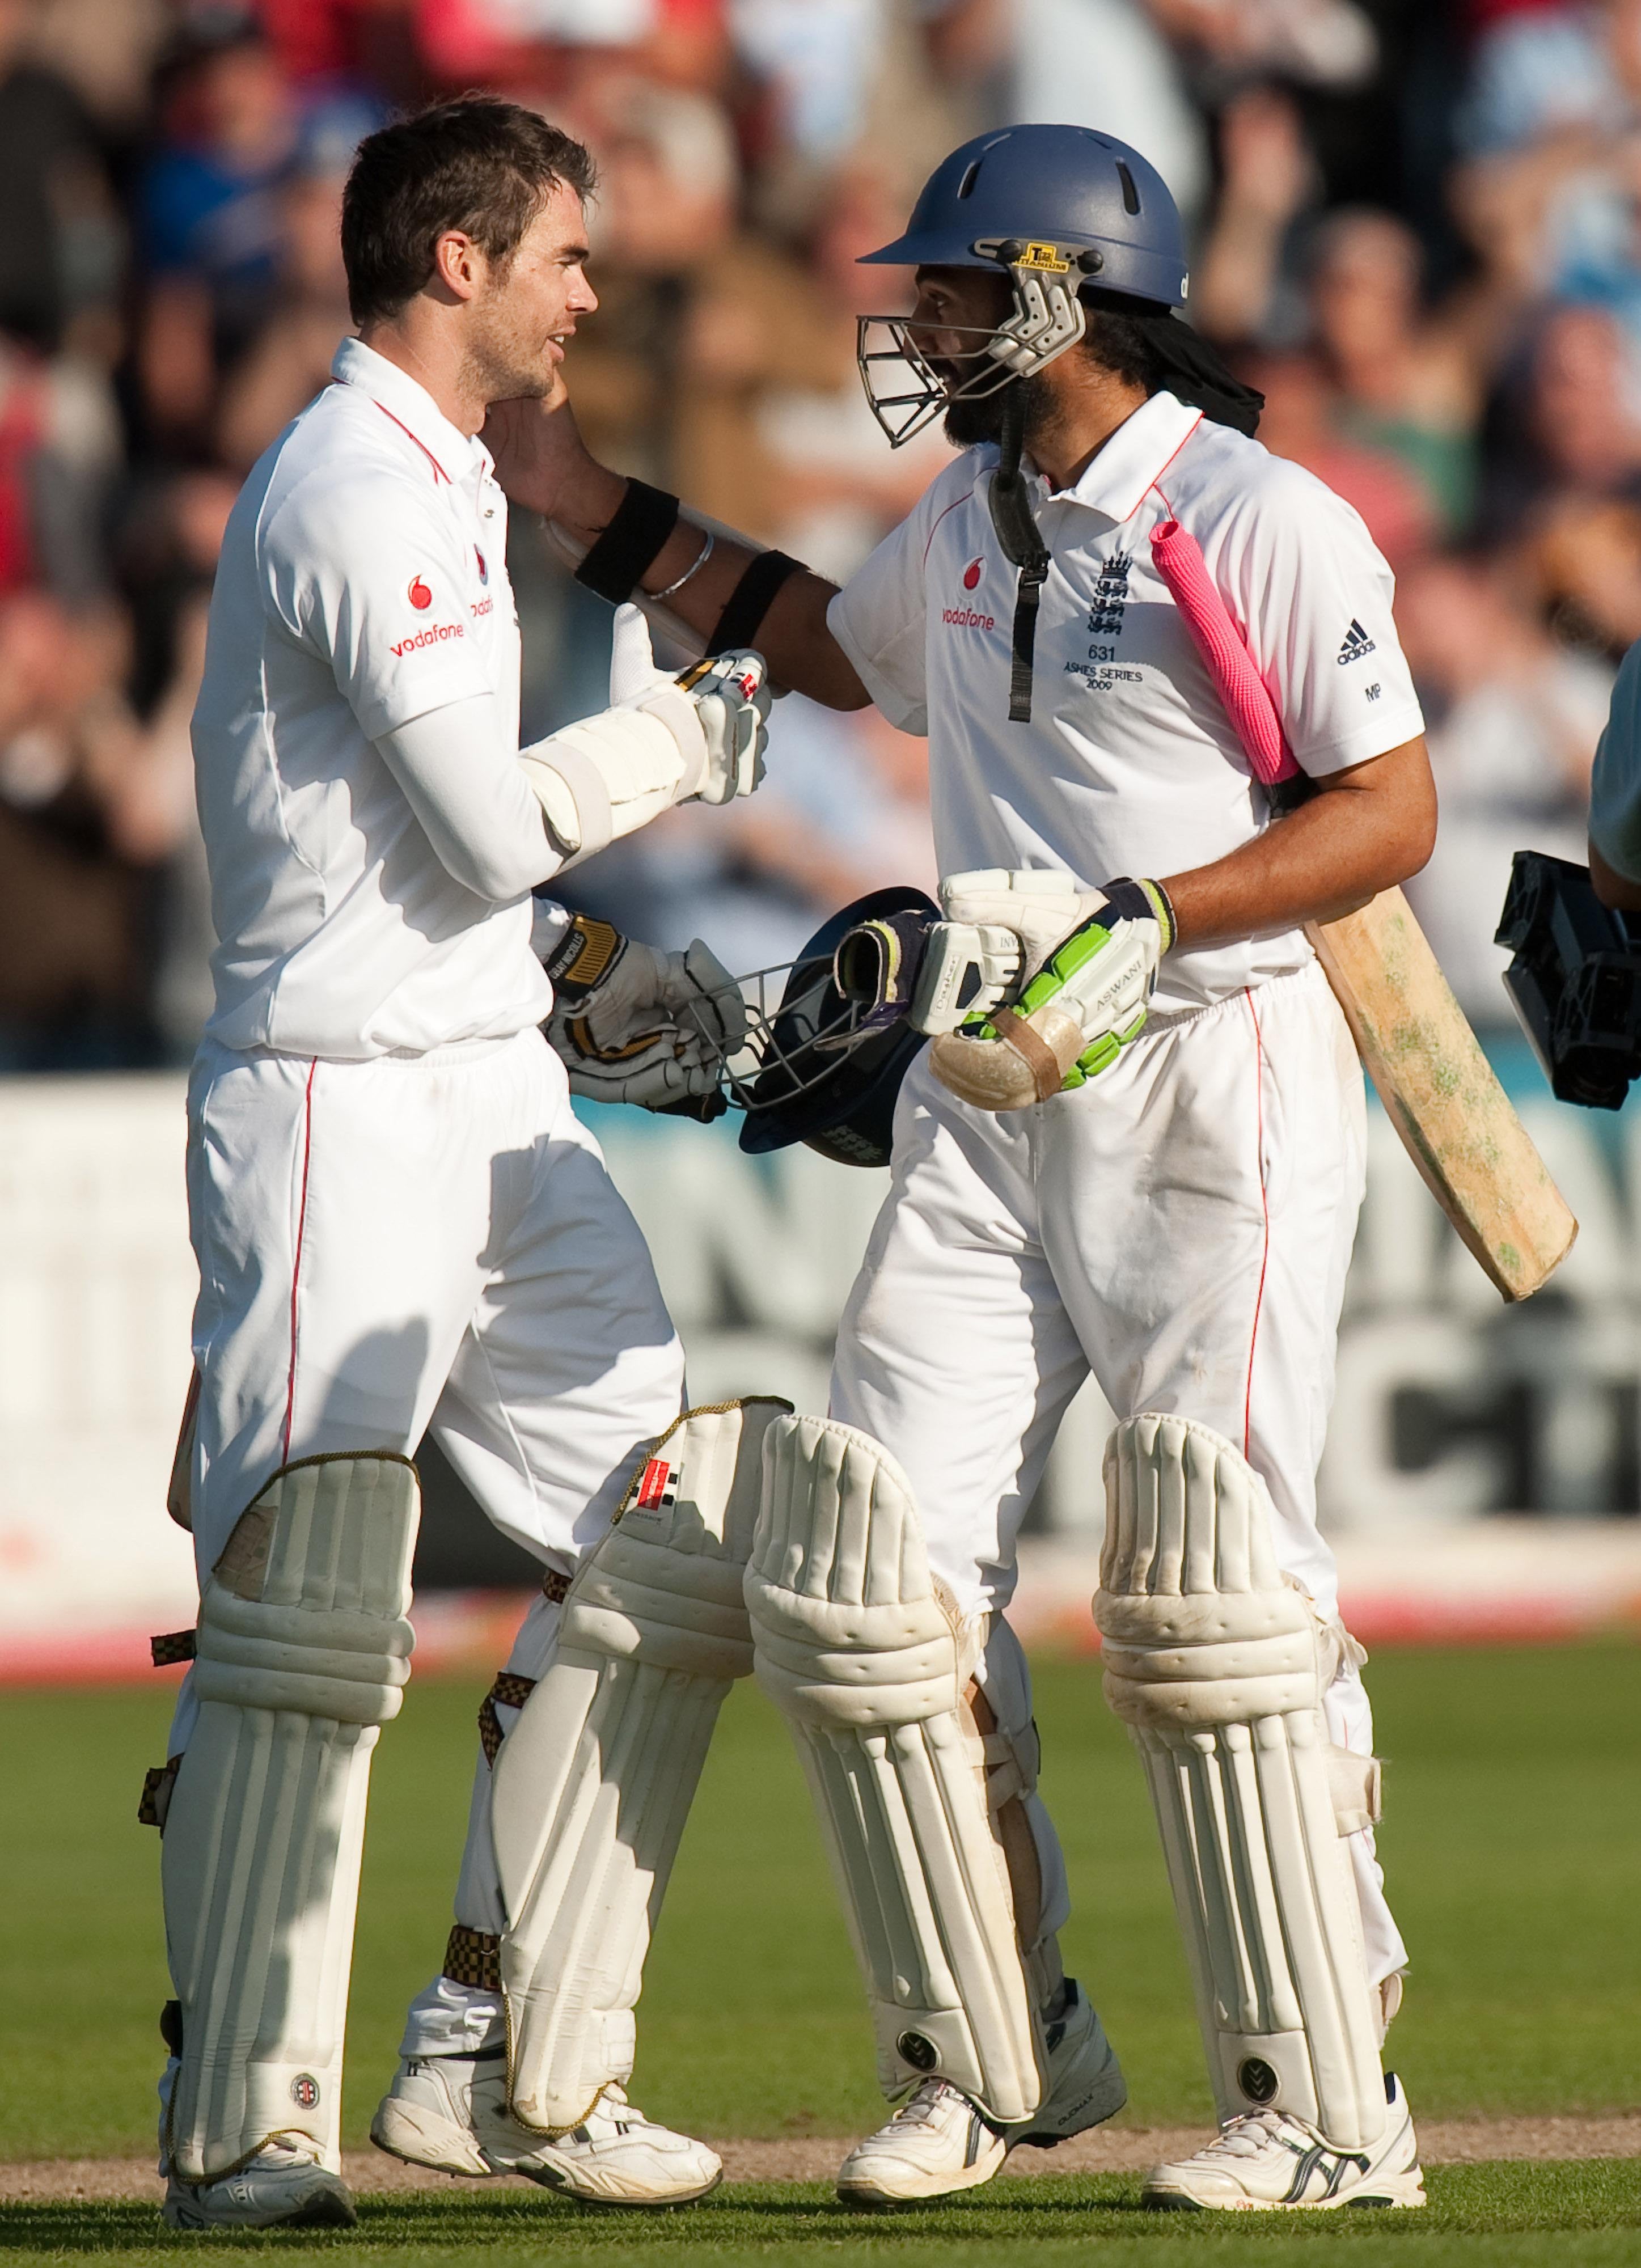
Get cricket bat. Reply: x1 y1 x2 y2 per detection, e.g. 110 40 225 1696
1149 519 1576 1302
1305 890 1575 1300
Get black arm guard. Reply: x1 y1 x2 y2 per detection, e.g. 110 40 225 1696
707 549 803 655
573 480 680 604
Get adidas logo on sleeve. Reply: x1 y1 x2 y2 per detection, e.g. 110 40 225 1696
1337 620 1377 665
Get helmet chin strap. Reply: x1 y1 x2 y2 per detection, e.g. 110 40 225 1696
987 382 1051 725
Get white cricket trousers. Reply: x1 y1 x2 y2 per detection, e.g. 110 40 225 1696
170 1027 684 1907
830 961 1406 1987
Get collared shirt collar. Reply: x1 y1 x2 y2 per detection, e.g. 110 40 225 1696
331 336 492 486
1034 388 1204 525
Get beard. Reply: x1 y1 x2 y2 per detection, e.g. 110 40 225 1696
463 287 557 407
942 370 1055 451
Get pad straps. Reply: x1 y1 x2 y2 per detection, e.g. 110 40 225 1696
988 386 1051 725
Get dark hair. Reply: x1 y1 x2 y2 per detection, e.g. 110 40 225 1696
341 97 597 324
1078 286 1264 437
1077 292 1168 391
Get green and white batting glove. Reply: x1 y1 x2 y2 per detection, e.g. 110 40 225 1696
542 913 746 1117
910 869 1107 1035
928 875 1174 1111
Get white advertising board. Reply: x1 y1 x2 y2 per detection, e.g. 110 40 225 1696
1 1064 1638 1674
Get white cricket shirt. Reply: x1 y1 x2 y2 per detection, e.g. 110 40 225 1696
829 388 1426 1012
193 337 551 1058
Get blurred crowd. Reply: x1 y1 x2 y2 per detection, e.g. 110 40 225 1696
4 0 1641 1067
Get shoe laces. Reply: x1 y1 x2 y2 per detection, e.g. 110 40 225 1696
1195 2110 1302 2161
257 2134 324 2167
891 2079 966 2130
580 2083 645 2138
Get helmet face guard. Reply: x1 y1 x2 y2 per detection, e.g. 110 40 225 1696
855 126 1187 449
672 887 941 1168
857 247 1094 450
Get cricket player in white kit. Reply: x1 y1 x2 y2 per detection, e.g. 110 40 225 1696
148 100 778 2229
497 124 1440 2214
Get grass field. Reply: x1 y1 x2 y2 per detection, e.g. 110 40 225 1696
3 1642 1639 2259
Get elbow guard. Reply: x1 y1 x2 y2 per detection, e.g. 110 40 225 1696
518 683 709 863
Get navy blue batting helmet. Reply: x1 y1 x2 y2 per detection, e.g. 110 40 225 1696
737 886 938 1169
861 124 1187 306
856 125 1189 447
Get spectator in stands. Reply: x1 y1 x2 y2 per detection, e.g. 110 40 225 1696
1398 549 1612 1021
1306 208 1483 536
136 14 299 448
112 468 237 1057
214 153 353 471
0 329 121 603
0 0 1630 1068
1245 349 1438 564
0 0 124 353
1479 303 1641 536
0 594 158 1068
1528 494 1641 661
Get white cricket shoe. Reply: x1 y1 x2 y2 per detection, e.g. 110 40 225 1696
836 2078 1008 2208
1008 1979 1127 2148
836 1979 1126 2208
371 2049 721 2207
162 2136 357 2229
1143 2074 1426 2211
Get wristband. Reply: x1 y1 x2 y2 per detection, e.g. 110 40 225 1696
541 912 626 995
1103 875 1176 953
574 480 680 604
707 549 803 654
1139 877 1177 953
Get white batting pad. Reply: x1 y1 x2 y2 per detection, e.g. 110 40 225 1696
746 1415 1042 2125
162 1453 420 2182
494 1398 790 2135
1095 1415 1386 2149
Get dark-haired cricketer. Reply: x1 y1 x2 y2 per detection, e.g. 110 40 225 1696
150 99 766 2229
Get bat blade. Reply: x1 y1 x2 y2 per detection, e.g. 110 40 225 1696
1306 888 1576 1301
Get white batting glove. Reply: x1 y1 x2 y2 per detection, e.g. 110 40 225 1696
929 877 1174 1111
607 601 673 705
608 605 770 807
670 650 771 804
542 913 747 1113
909 869 1103 1035
941 869 1114 974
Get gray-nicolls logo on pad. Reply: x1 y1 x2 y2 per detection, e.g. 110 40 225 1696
1337 619 1377 665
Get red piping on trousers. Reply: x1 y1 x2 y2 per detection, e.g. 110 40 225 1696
1243 988 1270 1457
282 1061 318 1462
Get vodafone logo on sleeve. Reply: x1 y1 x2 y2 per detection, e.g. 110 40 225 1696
942 556 994 629
390 621 465 657
408 575 432 610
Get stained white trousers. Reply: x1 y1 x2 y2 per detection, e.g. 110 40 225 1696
170 1026 685 1761
829 962 1407 1987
